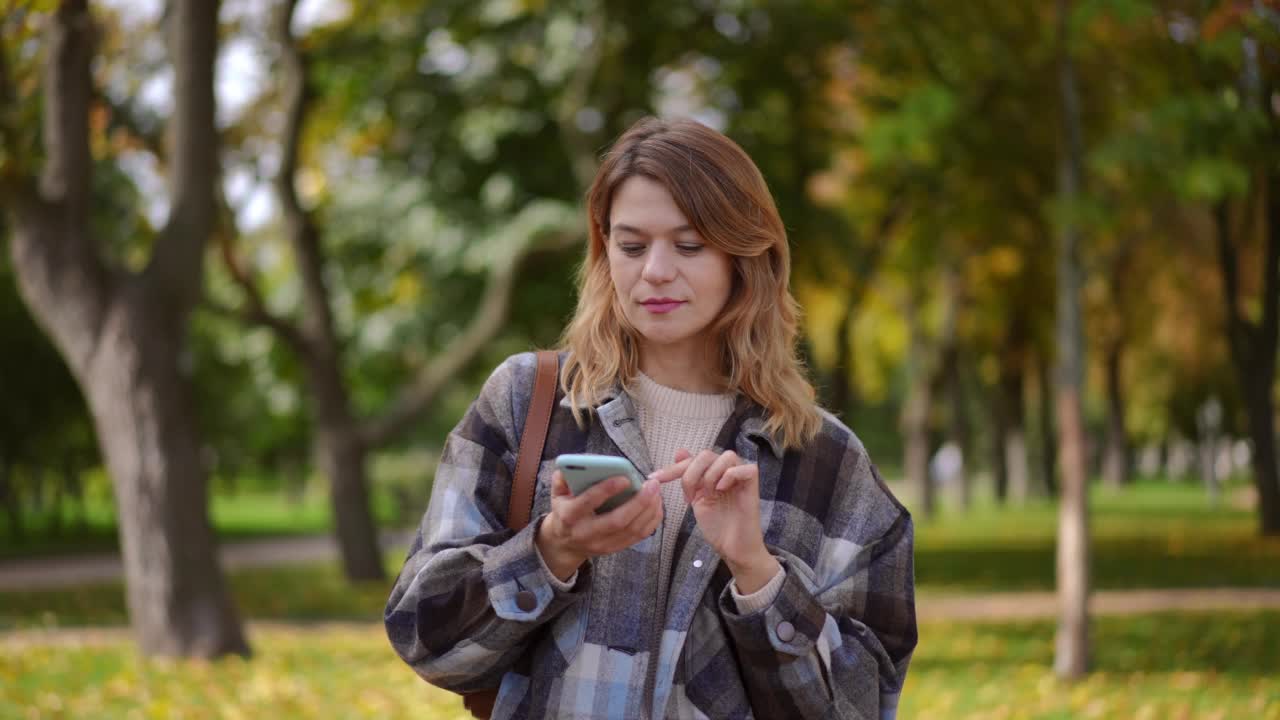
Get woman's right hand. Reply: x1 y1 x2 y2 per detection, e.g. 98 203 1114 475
534 470 664 581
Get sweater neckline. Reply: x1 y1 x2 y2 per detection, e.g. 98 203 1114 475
631 372 736 419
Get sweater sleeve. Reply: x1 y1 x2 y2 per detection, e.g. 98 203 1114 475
729 561 786 614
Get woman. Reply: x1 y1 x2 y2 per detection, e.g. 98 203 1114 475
386 117 917 719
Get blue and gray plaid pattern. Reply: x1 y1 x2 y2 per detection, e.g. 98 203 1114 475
386 352 916 719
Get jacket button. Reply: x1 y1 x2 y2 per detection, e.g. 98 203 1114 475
515 590 538 612
775 621 796 643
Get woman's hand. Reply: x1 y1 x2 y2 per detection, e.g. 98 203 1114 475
535 471 663 581
650 449 780 594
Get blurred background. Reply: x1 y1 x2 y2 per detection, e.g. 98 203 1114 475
2 0 1279 717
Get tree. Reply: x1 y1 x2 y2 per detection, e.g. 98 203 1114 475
1053 0 1091 680
211 0 590 579
0 1 248 657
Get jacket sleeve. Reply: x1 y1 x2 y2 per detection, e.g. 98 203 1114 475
718 458 917 719
384 356 591 693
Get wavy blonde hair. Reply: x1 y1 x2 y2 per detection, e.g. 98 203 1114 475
558 117 823 452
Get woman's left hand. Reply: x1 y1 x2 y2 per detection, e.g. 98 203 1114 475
651 449 781 594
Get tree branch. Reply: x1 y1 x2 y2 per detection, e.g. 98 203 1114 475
210 189 310 356
98 89 166 160
275 0 306 224
273 0 345 360
146 0 220 315
40 0 94 224
2 0 114 377
361 230 582 448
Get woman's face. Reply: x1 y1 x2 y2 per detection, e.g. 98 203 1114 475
606 175 734 356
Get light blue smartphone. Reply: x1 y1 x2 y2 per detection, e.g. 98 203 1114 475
554 454 647 514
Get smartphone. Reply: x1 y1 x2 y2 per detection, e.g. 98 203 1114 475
554 454 647 514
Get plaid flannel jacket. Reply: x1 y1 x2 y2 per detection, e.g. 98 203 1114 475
385 352 917 719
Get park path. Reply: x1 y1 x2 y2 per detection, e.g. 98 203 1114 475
917 587 1280 620
3 531 1279 647
5 589 1280 650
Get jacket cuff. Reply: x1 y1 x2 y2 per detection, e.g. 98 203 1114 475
483 514 590 621
718 556 826 658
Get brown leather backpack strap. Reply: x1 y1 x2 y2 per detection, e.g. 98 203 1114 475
462 692 497 718
461 352 558 718
508 350 559 533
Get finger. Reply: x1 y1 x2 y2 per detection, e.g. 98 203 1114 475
642 498 663 536
674 448 692 463
551 471 570 497
650 457 693 484
634 495 664 540
681 450 720 504
560 475 631 525
701 451 740 499
587 489 662 554
593 478 659 535
715 463 757 492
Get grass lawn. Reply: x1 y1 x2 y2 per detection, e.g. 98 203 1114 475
912 480 1280 592
0 489 408 561
3 612 1276 719
2 480 1278 718
0 555 406 631
3 480 1278 631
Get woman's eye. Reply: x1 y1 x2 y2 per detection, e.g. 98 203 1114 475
620 244 645 256
677 244 704 254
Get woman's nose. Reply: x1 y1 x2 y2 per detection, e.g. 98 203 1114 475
641 244 677 284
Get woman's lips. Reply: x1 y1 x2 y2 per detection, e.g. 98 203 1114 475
642 301 685 314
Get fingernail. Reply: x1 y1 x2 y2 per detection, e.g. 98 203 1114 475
647 471 659 481
643 479 659 495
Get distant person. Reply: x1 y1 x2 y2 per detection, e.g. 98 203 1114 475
385 117 917 718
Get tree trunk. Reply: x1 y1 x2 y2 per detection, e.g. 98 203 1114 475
1214 179 1280 534
902 301 936 518
990 397 1009 505
1002 366 1031 506
2 0 247 657
47 464 64 537
830 302 858 418
1196 398 1222 506
84 294 249 656
1102 340 1129 489
1036 350 1059 497
1243 378 1280 533
265 0 385 581
307 352 384 581
946 350 972 511
0 457 20 542
1054 0 1091 679
904 403 934 518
